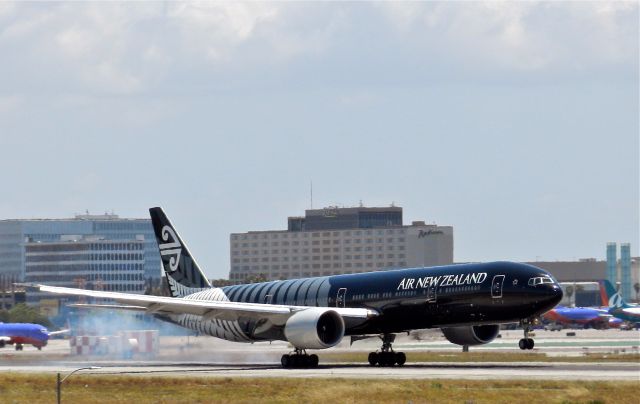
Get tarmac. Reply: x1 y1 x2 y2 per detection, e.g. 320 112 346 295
1 361 639 381
1 329 639 381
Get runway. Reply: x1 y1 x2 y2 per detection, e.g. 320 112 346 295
2 329 639 381
3 361 639 381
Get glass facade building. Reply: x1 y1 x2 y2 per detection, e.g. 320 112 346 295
25 236 146 305
606 242 617 285
620 243 631 300
0 214 160 286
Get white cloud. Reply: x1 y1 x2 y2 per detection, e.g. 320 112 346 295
376 2 637 72
0 1 636 98
166 2 279 63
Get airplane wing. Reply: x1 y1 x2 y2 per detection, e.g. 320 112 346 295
19 283 378 325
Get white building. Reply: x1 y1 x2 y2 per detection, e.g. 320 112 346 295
229 206 453 283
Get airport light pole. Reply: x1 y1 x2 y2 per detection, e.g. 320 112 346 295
57 366 101 404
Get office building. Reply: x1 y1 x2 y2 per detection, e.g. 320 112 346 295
0 213 161 284
230 206 453 283
24 235 146 306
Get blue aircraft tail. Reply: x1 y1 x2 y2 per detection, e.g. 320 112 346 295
598 279 630 309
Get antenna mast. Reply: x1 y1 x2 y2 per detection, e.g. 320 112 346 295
310 180 313 209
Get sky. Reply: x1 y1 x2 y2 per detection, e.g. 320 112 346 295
0 2 638 279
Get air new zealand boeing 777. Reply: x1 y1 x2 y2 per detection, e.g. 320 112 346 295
23 207 563 368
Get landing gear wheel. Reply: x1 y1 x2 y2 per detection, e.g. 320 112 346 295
281 349 319 368
519 318 536 350
377 352 389 366
15 344 23 351
368 352 378 366
518 337 535 350
368 334 406 367
526 338 534 350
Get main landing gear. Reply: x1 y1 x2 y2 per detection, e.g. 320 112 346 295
15 343 24 351
519 319 535 350
368 334 406 367
281 348 319 369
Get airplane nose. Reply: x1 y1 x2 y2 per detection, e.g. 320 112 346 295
550 284 563 305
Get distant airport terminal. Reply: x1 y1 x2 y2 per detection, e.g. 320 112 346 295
0 206 637 314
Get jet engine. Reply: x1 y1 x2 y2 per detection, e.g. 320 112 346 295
284 308 345 349
441 324 500 346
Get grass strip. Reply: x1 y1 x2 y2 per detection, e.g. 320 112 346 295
0 374 638 403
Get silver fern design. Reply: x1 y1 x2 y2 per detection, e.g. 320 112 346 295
159 225 182 272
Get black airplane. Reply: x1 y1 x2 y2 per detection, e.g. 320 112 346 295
22 207 563 368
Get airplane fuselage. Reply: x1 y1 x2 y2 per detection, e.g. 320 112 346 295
174 261 562 342
543 306 610 328
0 323 49 348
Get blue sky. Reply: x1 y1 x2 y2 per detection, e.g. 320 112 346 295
0 2 637 278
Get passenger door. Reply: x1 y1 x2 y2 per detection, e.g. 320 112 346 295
426 283 437 303
336 288 347 308
491 275 505 298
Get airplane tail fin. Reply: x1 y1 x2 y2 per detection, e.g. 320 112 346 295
149 207 211 297
598 279 629 309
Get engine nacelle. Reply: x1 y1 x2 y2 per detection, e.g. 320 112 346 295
441 324 500 346
284 308 345 349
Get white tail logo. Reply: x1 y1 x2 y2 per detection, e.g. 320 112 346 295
609 293 623 309
159 226 182 272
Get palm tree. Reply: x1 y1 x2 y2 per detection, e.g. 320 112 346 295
564 285 574 306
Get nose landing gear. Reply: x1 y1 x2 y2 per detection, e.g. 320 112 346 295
281 348 319 368
518 319 535 350
368 334 406 366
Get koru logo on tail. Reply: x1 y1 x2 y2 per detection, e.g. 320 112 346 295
609 293 623 309
159 226 182 272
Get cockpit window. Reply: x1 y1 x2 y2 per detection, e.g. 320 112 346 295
528 276 554 286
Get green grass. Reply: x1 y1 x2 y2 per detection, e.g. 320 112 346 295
0 374 638 403
318 351 640 363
